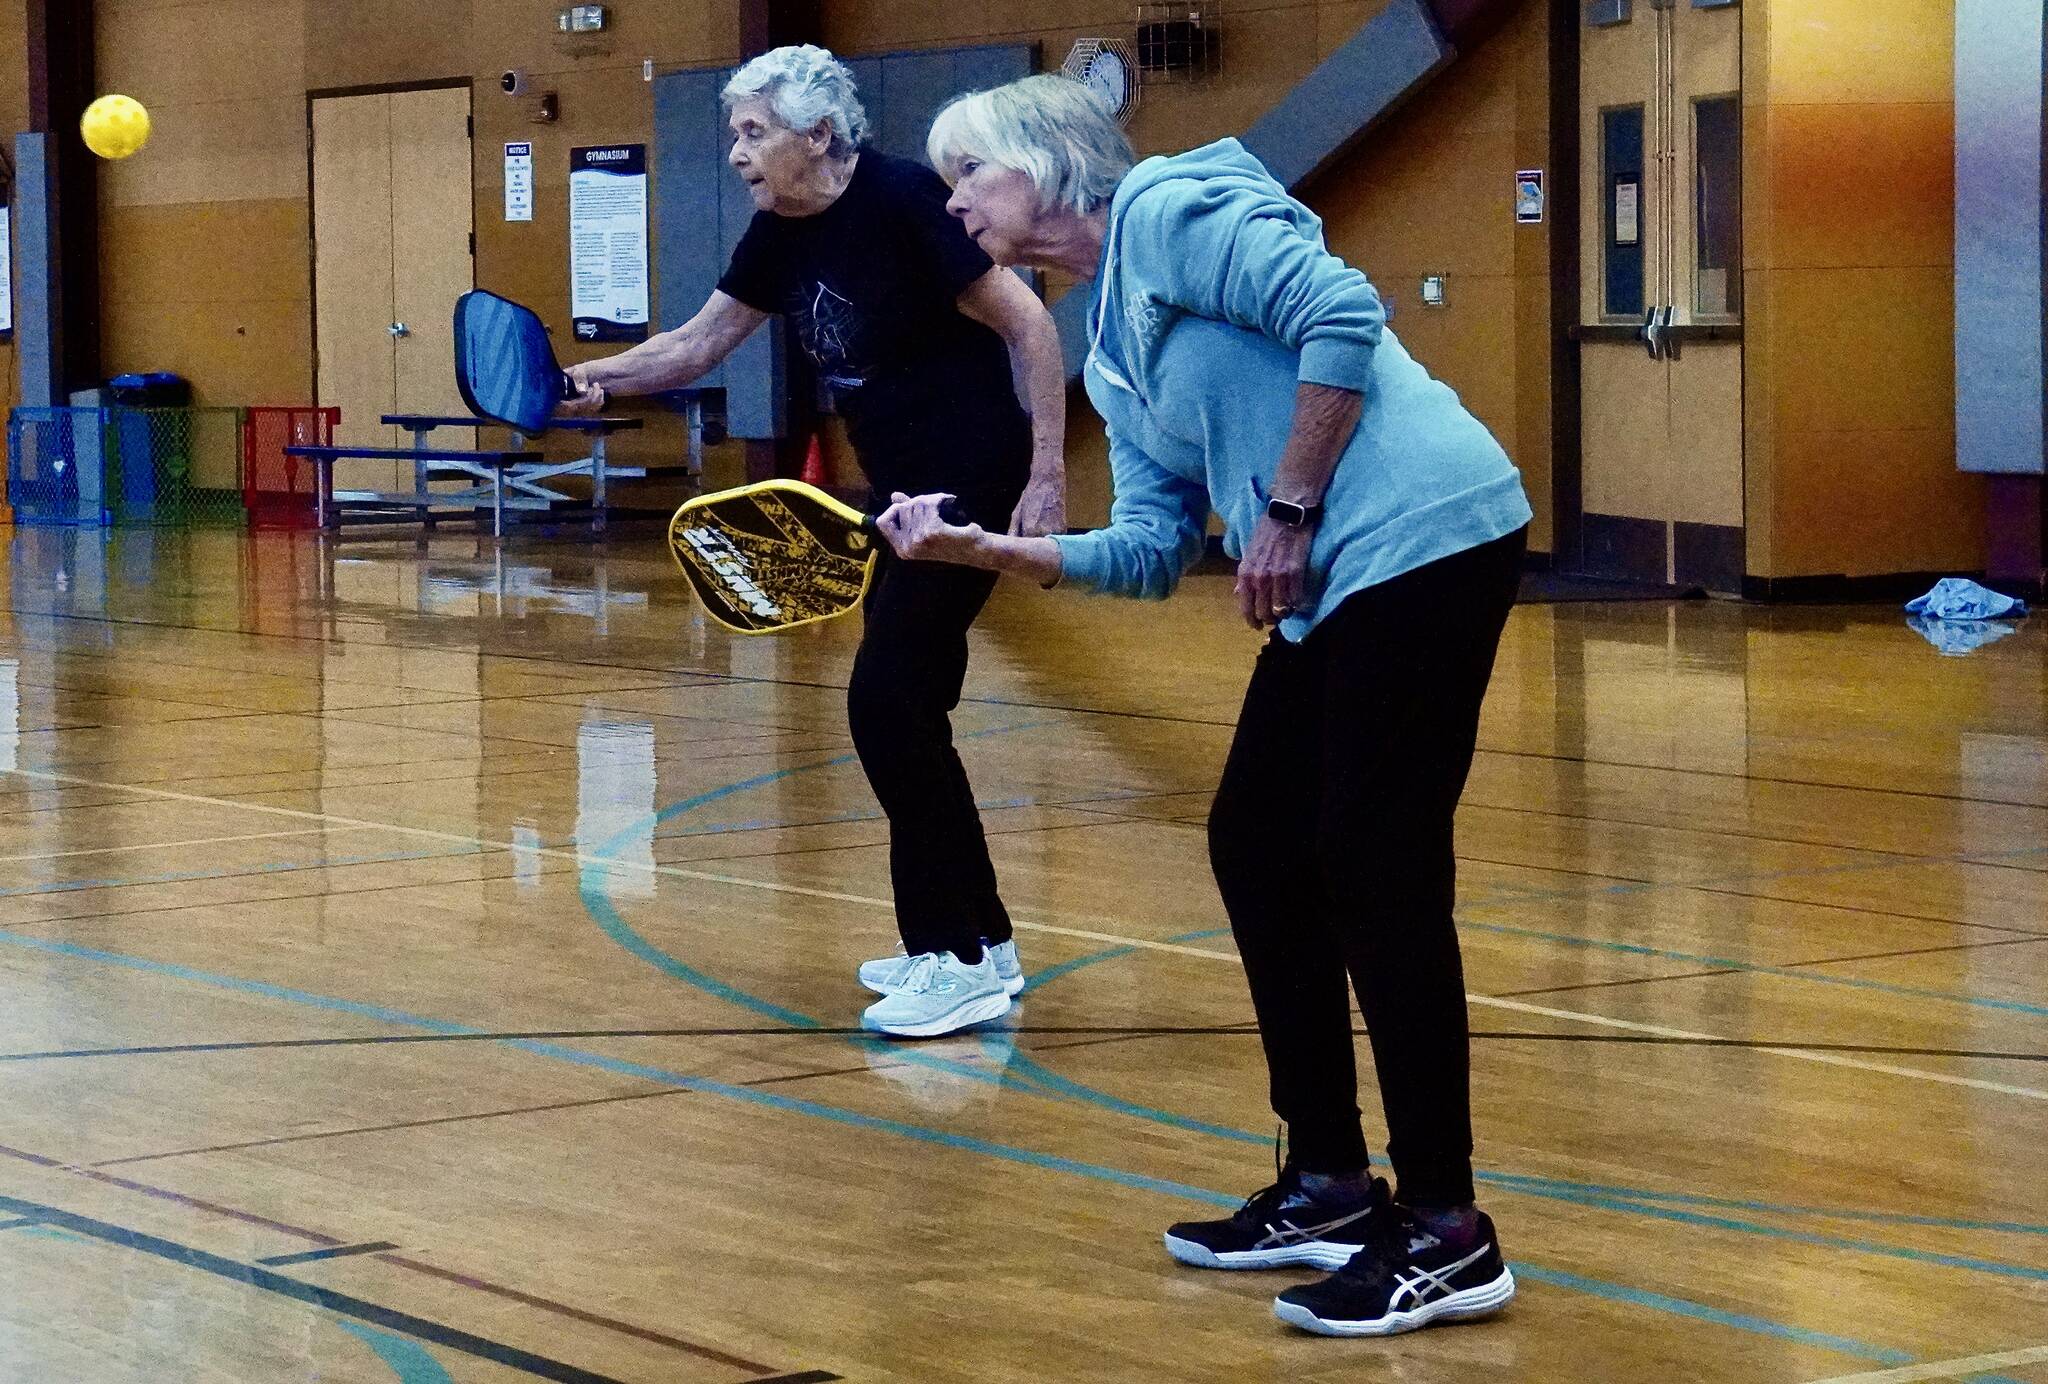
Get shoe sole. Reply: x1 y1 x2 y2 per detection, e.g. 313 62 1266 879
1272 1267 1516 1337
860 969 1027 998
1163 1232 1366 1272
861 990 1013 1039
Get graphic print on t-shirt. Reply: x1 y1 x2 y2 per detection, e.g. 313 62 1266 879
788 279 871 390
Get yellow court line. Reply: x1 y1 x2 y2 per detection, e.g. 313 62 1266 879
0 827 377 866
1802 1344 2048 1383
7 763 2046 1104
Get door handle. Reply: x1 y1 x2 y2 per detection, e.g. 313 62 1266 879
1638 307 1680 362
1658 306 1680 360
389 322 411 338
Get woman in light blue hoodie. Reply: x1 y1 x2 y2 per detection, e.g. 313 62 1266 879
880 75 1530 1339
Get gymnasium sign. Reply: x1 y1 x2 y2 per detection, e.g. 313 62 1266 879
0 205 11 339
569 144 650 342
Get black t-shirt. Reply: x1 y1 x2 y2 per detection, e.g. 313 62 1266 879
717 150 1029 503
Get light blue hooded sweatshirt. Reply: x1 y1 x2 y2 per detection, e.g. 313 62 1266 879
1051 138 1533 641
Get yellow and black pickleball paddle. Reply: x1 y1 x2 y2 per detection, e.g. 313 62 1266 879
666 480 968 635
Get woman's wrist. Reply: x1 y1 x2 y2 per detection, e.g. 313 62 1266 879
981 532 1063 586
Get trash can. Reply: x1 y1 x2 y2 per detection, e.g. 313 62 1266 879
104 373 193 520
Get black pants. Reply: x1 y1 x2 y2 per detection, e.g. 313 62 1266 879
1206 526 1527 1207
845 477 1023 960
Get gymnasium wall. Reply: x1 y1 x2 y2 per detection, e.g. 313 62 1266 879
77 0 744 477
818 0 1557 547
1743 0 1980 580
0 0 1555 537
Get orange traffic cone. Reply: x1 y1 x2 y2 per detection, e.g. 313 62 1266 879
799 434 828 488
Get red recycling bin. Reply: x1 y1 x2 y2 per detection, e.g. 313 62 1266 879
243 406 339 529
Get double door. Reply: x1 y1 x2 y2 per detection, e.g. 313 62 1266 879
1576 0 1745 591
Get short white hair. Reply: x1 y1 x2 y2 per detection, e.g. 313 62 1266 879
723 45 869 159
927 74 1135 215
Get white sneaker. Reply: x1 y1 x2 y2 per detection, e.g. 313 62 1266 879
860 939 1024 997
860 951 1013 1038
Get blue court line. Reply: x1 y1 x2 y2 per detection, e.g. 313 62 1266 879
1508 1263 1917 1366
1010 942 2048 1248
575 719 1064 1094
335 1321 456 1384
569 757 2048 1365
1478 1174 2048 1237
0 921 2015 1373
1459 916 2048 1019
996 1036 2048 1285
0 846 493 901
651 786 1177 842
580 744 2048 1285
1457 842 2048 914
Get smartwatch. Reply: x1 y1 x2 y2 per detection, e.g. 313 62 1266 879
1252 478 1324 529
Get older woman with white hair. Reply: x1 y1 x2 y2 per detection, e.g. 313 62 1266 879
570 47 1070 1039
877 74 1532 1338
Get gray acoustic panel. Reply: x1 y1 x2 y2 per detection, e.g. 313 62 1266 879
652 69 730 391
1587 0 1632 24
1956 0 2045 474
718 140 785 440
11 135 59 409
1690 0 1736 9
953 44 1030 101
1240 0 1452 190
879 50 956 158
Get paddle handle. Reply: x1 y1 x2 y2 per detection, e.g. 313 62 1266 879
860 496 971 537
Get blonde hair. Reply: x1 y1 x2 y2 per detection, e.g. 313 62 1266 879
927 74 1134 214
723 45 869 159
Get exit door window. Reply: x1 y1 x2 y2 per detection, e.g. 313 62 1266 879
1694 95 1742 318
1601 106 1646 319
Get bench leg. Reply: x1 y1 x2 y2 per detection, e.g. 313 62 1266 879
314 459 333 531
411 426 436 528
493 469 504 540
592 437 609 535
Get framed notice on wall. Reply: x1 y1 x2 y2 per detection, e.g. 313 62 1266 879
504 142 534 223
0 205 13 340
1613 180 1641 247
569 144 650 342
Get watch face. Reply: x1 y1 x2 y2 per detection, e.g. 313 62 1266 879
1085 50 1127 108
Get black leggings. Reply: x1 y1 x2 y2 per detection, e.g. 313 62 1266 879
845 481 1022 960
1207 527 1526 1207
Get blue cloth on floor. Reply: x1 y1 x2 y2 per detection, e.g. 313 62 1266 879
1903 578 2029 621
1907 615 2021 657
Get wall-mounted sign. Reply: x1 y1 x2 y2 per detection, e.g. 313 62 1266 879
0 206 13 339
505 142 534 222
569 144 649 342
1515 169 1545 224
1613 180 1641 247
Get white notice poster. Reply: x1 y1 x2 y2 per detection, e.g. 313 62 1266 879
569 144 649 342
0 206 13 338
504 142 534 223
1614 181 1641 247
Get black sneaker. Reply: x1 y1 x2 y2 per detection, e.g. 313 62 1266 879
1163 1166 1383 1271
1273 1202 1516 1336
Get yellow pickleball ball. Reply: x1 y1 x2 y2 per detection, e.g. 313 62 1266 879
81 95 152 160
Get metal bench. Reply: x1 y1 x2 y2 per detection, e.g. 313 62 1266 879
282 445 526 537
384 412 684 535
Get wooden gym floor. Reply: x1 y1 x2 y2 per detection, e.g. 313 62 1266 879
0 525 2041 1383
